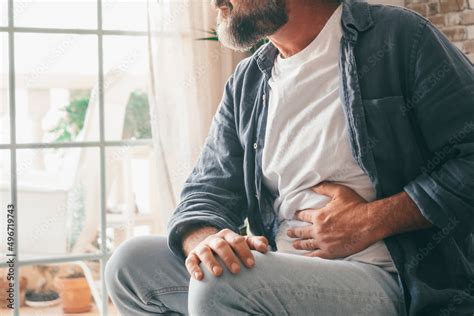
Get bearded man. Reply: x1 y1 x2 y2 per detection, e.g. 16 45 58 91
105 0 474 315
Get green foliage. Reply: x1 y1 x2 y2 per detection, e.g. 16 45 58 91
196 28 219 41
50 97 89 142
122 90 152 140
50 90 152 142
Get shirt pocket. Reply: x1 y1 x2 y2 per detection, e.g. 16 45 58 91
362 96 425 193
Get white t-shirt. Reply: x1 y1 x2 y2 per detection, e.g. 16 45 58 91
262 5 396 272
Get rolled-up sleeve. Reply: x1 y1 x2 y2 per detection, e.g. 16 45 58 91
167 74 248 260
403 21 474 236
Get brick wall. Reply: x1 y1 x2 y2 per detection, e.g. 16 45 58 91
405 0 474 62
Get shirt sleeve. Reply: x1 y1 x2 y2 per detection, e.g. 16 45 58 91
403 20 474 236
167 74 248 260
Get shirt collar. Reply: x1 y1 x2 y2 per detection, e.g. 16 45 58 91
341 0 374 41
254 0 374 74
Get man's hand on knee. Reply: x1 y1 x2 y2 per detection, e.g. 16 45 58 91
184 228 268 281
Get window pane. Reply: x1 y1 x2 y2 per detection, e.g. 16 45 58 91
1 1 7 26
105 145 164 251
0 150 12 314
103 0 148 31
103 36 150 141
14 34 98 143
19 260 117 315
1 33 9 144
0 163 13 316
0 150 11 263
17 148 101 259
14 0 97 29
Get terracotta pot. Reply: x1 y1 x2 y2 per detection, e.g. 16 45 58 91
54 276 91 313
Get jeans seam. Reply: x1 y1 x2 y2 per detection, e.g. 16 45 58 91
245 285 395 303
143 286 189 305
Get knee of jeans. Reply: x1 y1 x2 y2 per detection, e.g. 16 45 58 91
105 235 167 298
188 269 233 313
188 251 267 313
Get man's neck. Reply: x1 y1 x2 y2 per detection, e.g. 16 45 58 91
269 0 340 58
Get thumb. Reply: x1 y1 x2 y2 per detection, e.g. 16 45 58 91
311 181 342 198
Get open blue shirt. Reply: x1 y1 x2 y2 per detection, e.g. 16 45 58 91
168 0 474 314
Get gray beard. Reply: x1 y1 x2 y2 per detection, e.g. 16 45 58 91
216 1 288 51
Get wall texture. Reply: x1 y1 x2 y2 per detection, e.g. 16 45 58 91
405 0 474 62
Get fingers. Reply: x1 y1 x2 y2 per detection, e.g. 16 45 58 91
294 209 315 223
223 233 255 268
287 225 313 239
185 253 204 280
185 228 269 281
190 244 224 279
208 235 241 274
293 238 319 251
311 181 342 197
246 235 269 253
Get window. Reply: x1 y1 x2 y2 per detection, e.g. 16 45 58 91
0 1 158 314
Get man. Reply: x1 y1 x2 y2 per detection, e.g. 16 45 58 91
105 0 474 315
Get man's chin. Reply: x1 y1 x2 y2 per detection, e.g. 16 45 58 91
216 25 256 51
219 38 258 52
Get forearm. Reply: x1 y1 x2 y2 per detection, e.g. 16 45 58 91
369 191 433 239
182 225 219 257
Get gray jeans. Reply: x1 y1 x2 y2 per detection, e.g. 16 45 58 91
105 236 406 315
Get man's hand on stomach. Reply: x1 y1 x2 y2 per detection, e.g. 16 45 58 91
287 181 431 259
287 182 383 259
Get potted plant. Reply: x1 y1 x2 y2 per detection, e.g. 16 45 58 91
24 265 60 308
54 265 92 313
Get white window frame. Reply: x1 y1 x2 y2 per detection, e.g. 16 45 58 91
0 1 157 315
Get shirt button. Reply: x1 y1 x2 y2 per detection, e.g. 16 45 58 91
253 143 258 149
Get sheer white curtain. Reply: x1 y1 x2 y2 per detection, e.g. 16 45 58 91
147 0 246 226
